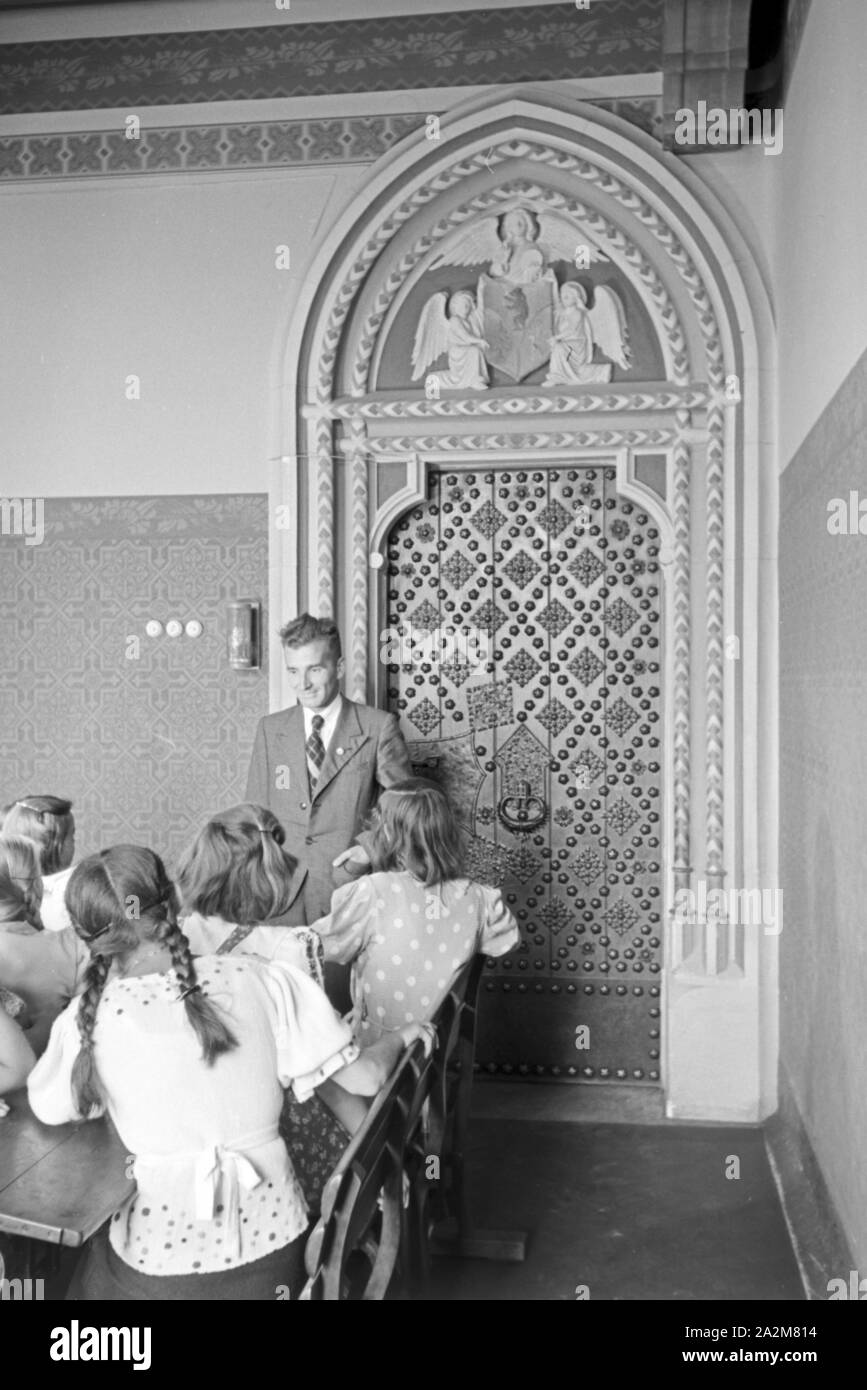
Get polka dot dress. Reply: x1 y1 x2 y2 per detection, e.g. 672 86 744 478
315 871 519 1042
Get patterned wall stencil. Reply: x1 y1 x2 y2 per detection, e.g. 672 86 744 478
0 495 268 872
0 99 662 184
0 2 663 115
387 465 663 1083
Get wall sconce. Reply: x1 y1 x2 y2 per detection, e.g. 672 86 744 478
227 600 260 670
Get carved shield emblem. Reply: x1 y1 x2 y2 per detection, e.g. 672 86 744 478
478 274 556 382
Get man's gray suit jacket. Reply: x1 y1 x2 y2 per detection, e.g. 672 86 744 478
245 695 412 924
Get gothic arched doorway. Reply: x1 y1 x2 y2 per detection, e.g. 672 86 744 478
275 89 777 1122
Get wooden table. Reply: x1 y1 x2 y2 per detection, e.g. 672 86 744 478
0 1088 130 1281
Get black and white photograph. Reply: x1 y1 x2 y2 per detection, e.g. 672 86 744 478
0 0 863 1349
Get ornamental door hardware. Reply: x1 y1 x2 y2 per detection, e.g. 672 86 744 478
497 781 547 832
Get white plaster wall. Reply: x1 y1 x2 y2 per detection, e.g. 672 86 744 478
679 144 776 313
775 0 867 470
0 167 364 496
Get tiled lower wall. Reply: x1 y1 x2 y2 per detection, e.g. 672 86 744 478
778 345 867 1275
0 494 268 871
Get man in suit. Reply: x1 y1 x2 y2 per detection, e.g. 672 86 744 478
245 613 412 928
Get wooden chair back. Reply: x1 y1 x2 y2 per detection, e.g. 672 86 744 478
398 953 485 1293
302 954 485 1301
302 1060 406 1301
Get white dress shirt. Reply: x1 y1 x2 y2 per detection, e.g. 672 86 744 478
303 692 343 785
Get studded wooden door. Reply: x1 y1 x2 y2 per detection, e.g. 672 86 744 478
385 464 664 1085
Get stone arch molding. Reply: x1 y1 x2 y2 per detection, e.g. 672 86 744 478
275 89 777 1123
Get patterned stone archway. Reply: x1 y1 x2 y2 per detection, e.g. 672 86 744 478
274 89 777 1122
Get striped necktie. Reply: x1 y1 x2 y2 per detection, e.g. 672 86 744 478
306 713 326 790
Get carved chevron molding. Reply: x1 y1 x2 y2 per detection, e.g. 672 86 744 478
331 386 708 420
366 428 677 453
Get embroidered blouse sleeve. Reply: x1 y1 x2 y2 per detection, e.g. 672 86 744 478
27 998 105 1123
261 960 360 1103
477 885 520 957
309 878 377 965
252 926 324 984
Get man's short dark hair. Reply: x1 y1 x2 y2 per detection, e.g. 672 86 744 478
279 613 342 660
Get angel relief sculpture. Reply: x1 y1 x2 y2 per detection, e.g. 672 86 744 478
411 205 631 389
411 290 489 391
544 281 630 385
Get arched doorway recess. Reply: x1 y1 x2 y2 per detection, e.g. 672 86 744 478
274 89 777 1122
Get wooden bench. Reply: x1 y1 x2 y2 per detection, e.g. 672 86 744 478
303 954 527 1300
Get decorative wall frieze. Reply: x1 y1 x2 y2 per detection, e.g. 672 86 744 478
0 99 663 185
0 115 422 182
0 4 663 116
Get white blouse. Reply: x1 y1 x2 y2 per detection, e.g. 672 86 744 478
182 913 323 986
28 954 358 1276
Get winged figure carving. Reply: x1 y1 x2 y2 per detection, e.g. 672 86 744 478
429 206 608 283
410 205 630 389
411 289 489 390
543 281 631 385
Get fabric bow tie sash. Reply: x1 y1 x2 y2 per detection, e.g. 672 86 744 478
132 1124 276 1261
194 1144 264 1253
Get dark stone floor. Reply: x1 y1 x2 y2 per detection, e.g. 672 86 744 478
427 1118 805 1301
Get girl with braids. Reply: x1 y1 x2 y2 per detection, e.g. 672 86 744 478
28 844 433 1301
1 795 76 932
311 778 518 1043
177 803 366 1209
0 835 87 1053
